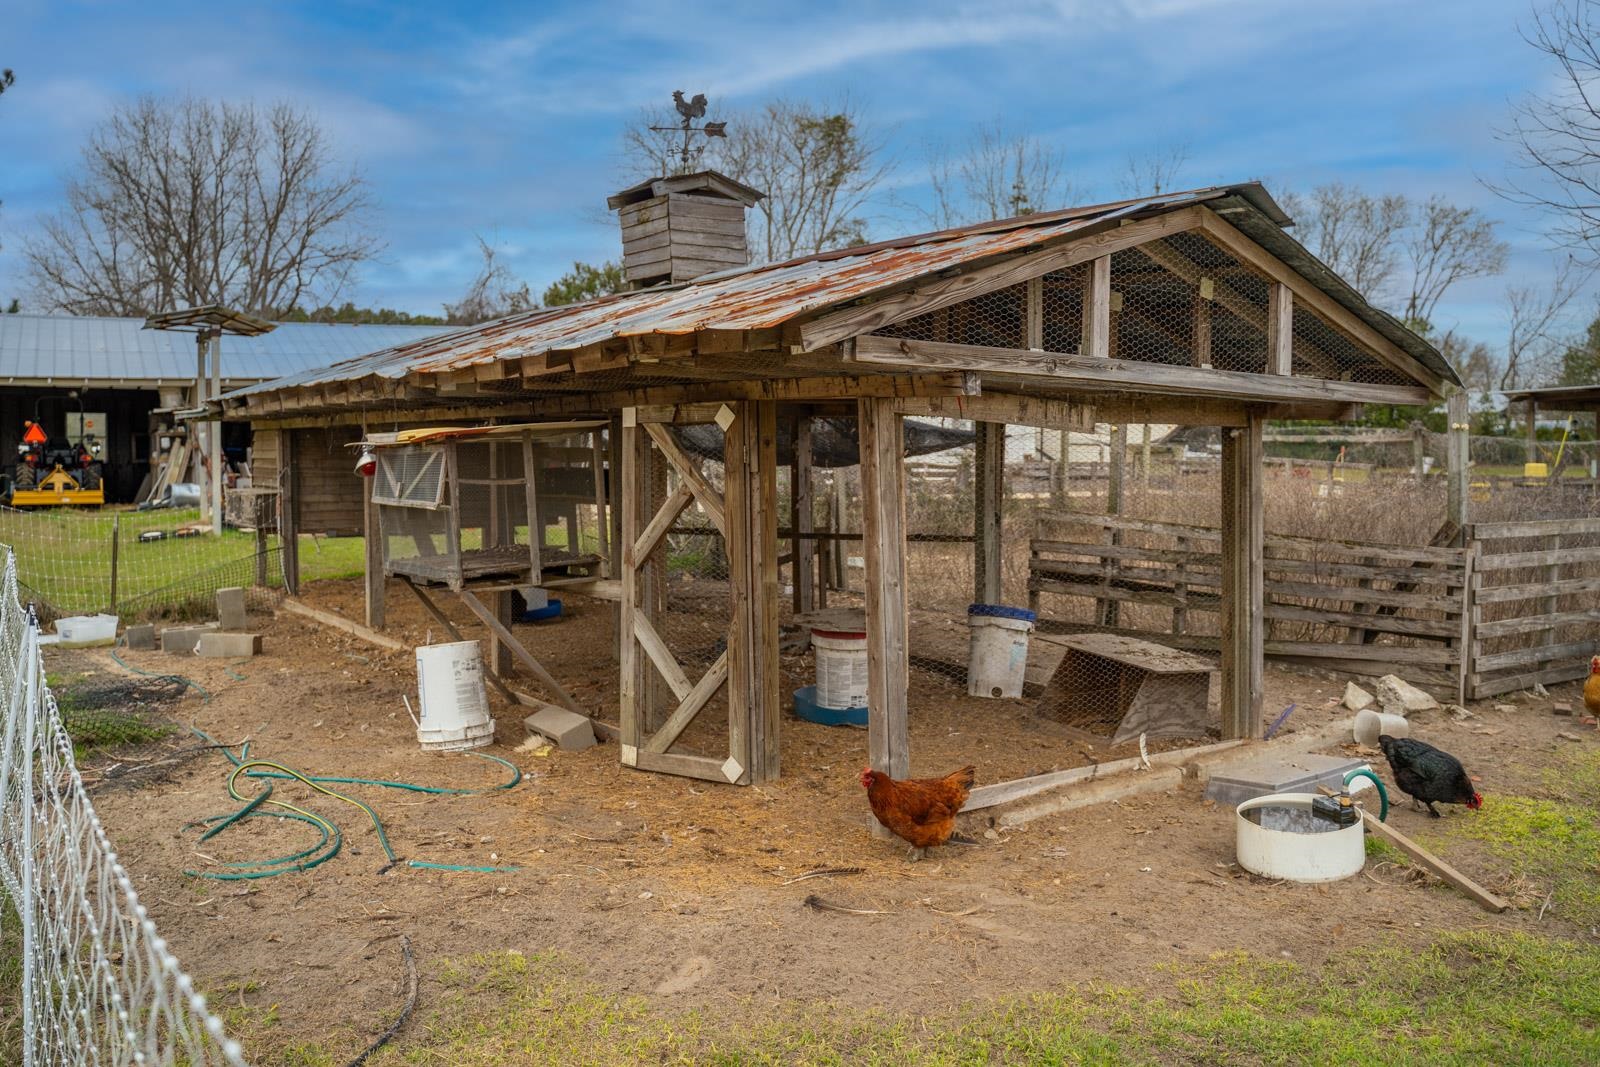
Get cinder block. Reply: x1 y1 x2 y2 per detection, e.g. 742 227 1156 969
197 632 263 658
161 623 218 654
216 587 248 632
523 705 596 752
125 624 157 651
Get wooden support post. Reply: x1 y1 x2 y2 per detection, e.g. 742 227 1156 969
973 421 1005 604
792 415 816 614
1412 422 1427 484
1193 288 1213 368
1141 421 1152 489
725 401 781 783
1085 255 1111 360
643 433 669 728
279 431 300 597
859 397 909 835
831 471 847 591
1266 281 1293 375
1100 424 1127 627
108 515 120 615
487 590 516 677
620 411 648 754
362 470 385 630
592 428 610 572
1220 413 1265 739
1525 398 1538 465
1446 390 1470 532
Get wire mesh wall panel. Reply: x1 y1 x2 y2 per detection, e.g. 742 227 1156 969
0 549 247 1066
0 505 282 623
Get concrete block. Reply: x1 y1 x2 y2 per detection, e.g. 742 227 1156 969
125 623 157 651
523 705 596 752
197 632 263 658
216 587 248 632
161 623 218 654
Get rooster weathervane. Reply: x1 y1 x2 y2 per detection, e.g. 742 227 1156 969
650 91 727 173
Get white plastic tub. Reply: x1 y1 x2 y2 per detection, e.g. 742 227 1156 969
1353 708 1409 747
966 605 1036 699
1235 792 1366 883
414 640 493 751
811 629 868 710
55 614 118 647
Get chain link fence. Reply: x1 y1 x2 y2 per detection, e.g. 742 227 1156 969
0 547 247 1065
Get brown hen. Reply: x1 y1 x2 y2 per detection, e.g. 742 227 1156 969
860 764 975 861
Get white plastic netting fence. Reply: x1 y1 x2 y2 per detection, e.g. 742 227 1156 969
0 548 247 1066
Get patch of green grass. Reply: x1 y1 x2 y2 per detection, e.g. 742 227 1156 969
1364 835 1406 865
241 931 1600 1066
1433 746 1600 925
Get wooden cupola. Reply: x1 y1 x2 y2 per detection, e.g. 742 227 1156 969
607 170 765 290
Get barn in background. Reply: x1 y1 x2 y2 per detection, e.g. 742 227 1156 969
0 315 451 503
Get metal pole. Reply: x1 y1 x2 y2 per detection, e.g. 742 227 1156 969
195 332 209 523
211 329 224 535
108 514 120 615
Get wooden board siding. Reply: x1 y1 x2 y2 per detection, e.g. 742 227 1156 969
289 427 364 535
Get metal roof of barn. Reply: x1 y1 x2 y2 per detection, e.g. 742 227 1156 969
0 315 454 388
222 183 1455 404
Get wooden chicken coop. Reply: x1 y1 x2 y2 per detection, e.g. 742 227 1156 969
211 174 1458 807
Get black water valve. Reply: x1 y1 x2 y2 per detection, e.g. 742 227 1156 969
1311 792 1360 827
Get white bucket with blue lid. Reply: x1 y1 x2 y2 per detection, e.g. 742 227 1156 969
966 604 1036 699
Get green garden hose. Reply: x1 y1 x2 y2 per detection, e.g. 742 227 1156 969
1344 767 1389 821
108 648 523 878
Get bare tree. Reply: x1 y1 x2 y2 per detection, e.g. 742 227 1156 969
441 238 535 325
1400 196 1510 329
1117 144 1190 198
1436 328 1502 394
922 121 1077 227
1501 257 1590 388
1279 183 1410 298
25 96 377 317
624 97 890 262
1495 1 1600 260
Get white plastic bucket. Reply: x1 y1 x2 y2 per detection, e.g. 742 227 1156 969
1235 792 1366 883
966 605 1035 699
811 629 868 710
1353 708 1409 747
56 614 118 647
415 640 493 751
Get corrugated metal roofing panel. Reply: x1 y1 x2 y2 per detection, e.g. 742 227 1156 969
0 315 453 384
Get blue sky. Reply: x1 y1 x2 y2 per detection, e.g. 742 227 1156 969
0 0 1574 348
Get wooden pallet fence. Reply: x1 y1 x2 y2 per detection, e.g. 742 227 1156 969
1465 516 1600 699
1027 512 1471 698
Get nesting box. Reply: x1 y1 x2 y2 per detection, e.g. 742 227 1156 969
367 421 608 590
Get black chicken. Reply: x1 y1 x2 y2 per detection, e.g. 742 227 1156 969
1377 735 1482 818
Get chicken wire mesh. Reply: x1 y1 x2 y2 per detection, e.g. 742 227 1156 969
0 504 283 624
0 548 248 1066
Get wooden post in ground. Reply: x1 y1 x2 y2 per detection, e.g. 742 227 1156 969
1525 398 1538 466
1446 390 1470 533
108 515 120 615
973 421 1005 604
607 413 624 663
859 397 909 836
1219 413 1264 739
1100 423 1128 627
725 401 781 783
279 431 300 596
362 468 385 629
619 410 647 756
792 414 815 614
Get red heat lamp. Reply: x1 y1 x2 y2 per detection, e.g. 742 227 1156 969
355 448 377 477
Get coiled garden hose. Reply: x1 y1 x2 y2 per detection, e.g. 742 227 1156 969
1344 767 1389 822
103 650 523 878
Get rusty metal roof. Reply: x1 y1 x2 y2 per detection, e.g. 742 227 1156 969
224 183 1451 403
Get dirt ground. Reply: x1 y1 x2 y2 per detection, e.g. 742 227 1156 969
61 578 1600 1061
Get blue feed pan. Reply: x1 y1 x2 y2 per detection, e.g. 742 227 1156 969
793 685 867 727
518 598 563 623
